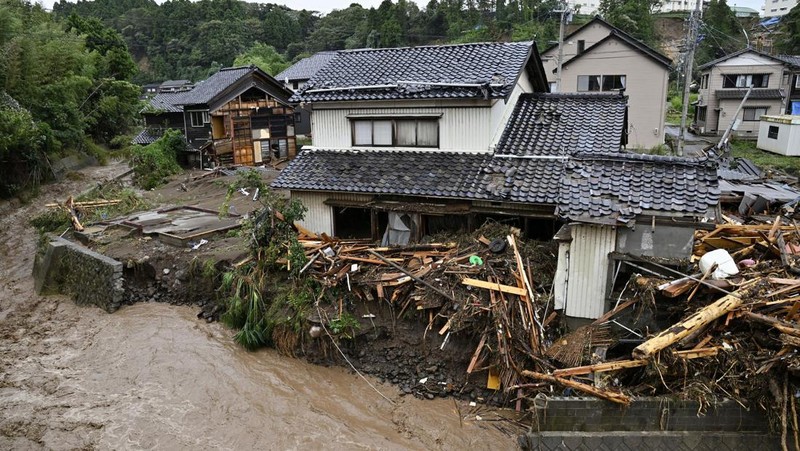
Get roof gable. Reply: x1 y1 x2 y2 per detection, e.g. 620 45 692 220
560 29 672 69
275 51 338 82
143 66 293 113
291 41 548 103
542 16 614 55
494 93 628 157
699 49 800 71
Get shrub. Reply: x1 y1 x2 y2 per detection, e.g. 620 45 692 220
129 129 184 189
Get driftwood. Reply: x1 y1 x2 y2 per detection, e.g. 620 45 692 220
553 347 720 377
632 279 760 359
521 370 630 405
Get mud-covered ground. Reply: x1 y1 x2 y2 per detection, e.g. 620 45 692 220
0 161 520 450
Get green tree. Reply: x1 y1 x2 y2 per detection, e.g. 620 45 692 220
233 43 290 76
776 3 800 54
599 0 659 45
696 0 747 65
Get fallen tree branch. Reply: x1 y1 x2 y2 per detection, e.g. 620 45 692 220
521 370 630 405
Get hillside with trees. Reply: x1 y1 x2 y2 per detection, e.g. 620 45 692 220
0 0 140 197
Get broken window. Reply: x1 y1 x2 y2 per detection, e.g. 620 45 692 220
333 207 372 239
382 212 419 246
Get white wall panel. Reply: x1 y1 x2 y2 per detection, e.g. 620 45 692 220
565 224 616 319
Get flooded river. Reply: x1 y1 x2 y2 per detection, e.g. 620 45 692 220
0 163 517 450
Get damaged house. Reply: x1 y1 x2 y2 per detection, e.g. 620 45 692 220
134 65 297 167
272 42 622 241
272 41 722 320
553 154 720 319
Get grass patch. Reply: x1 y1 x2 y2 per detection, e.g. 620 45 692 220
666 92 698 125
130 129 184 189
729 139 800 176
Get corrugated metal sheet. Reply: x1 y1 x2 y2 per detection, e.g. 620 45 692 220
312 106 492 151
290 191 372 235
565 224 616 319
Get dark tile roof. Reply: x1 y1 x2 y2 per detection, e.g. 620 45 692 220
557 153 719 224
715 89 784 100
271 148 573 205
177 66 254 105
778 55 800 67
275 51 338 82
291 41 535 102
494 93 627 157
272 148 489 198
699 49 800 71
160 79 191 87
132 129 160 145
145 93 184 113
480 157 566 204
544 16 671 68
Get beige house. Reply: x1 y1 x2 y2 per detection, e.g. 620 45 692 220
541 17 672 149
695 49 800 138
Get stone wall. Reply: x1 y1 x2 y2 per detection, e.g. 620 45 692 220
34 236 123 312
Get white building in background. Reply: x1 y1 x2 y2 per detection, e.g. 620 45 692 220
764 0 797 17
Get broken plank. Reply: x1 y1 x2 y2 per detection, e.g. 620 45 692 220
462 278 527 297
467 335 487 374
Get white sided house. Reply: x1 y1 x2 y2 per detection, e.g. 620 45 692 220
272 42 631 246
694 49 800 137
540 16 672 150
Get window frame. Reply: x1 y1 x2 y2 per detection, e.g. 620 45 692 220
742 106 768 121
768 125 779 139
723 73 770 88
795 75 800 89
189 111 209 128
350 118 440 148
577 74 626 92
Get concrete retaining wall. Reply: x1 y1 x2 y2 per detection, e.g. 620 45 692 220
519 397 779 450
34 236 123 312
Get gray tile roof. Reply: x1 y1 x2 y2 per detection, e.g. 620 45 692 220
176 66 254 105
480 157 566 204
557 153 719 224
494 93 627 157
778 55 800 67
146 93 184 113
715 89 784 100
275 51 338 82
291 41 535 103
132 129 160 145
272 148 489 199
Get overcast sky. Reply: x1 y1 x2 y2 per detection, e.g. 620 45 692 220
36 0 767 13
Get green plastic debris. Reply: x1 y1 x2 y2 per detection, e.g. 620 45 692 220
469 255 484 266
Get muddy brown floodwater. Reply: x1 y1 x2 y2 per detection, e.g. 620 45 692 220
0 161 518 450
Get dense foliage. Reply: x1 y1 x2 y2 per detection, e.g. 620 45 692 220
129 129 184 190
0 0 140 197
776 3 800 54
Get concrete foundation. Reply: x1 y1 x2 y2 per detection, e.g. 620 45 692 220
34 236 124 312
518 397 779 450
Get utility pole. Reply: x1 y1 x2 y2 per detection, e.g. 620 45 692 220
554 3 568 92
677 0 703 156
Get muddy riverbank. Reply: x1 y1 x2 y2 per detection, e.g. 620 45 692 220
0 161 519 449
